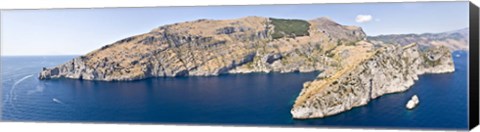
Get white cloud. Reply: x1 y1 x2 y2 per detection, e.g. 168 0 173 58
355 15 373 23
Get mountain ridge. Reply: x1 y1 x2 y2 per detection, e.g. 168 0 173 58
368 27 469 51
39 16 366 81
38 16 455 119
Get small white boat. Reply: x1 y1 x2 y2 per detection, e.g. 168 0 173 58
52 98 63 104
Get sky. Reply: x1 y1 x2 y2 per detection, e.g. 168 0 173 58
0 1 469 56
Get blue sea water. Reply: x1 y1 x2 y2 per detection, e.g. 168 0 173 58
1 51 469 130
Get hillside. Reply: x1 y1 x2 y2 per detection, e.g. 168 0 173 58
291 43 454 119
39 16 366 81
38 16 455 119
368 28 469 51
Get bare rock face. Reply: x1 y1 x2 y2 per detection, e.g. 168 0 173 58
290 43 454 119
38 16 456 120
309 17 366 42
39 16 365 81
406 95 420 110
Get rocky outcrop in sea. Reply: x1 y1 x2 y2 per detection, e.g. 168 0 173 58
406 95 420 109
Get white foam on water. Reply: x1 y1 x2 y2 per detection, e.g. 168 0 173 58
52 98 65 105
10 74 33 101
27 83 46 95
8 74 34 114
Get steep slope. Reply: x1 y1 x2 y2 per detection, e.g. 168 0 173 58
368 28 469 51
39 16 366 81
38 16 456 119
290 43 454 119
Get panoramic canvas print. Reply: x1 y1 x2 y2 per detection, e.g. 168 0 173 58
0 1 473 130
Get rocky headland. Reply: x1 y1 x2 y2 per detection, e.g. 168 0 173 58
38 16 455 119
39 16 365 81
290 43 454 119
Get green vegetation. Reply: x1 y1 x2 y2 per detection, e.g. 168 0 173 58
245 62 254 69
269 18 310 39
346 42 356 46
422 53 441 66
336 39 357 46
324 46 337 58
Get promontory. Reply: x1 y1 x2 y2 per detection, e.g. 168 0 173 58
38 16 455 119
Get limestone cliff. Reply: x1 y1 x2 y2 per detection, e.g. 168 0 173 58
38 16 456 119
39 16 365 81
290 43 454 119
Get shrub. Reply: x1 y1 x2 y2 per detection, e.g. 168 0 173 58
269 18 310 39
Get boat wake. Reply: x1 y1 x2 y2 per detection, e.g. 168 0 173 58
10 74 34 102
7 74 34 118
52 98 65 105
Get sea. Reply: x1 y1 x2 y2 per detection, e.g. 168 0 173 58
0 50 469 130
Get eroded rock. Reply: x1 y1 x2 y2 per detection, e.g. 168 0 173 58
39 16 364 81
290 43 454 119
406 95 420 110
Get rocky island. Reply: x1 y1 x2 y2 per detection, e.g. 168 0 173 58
38 16 455 119
406 95 420 110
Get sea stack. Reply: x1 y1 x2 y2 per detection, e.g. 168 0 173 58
406 95 420 110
